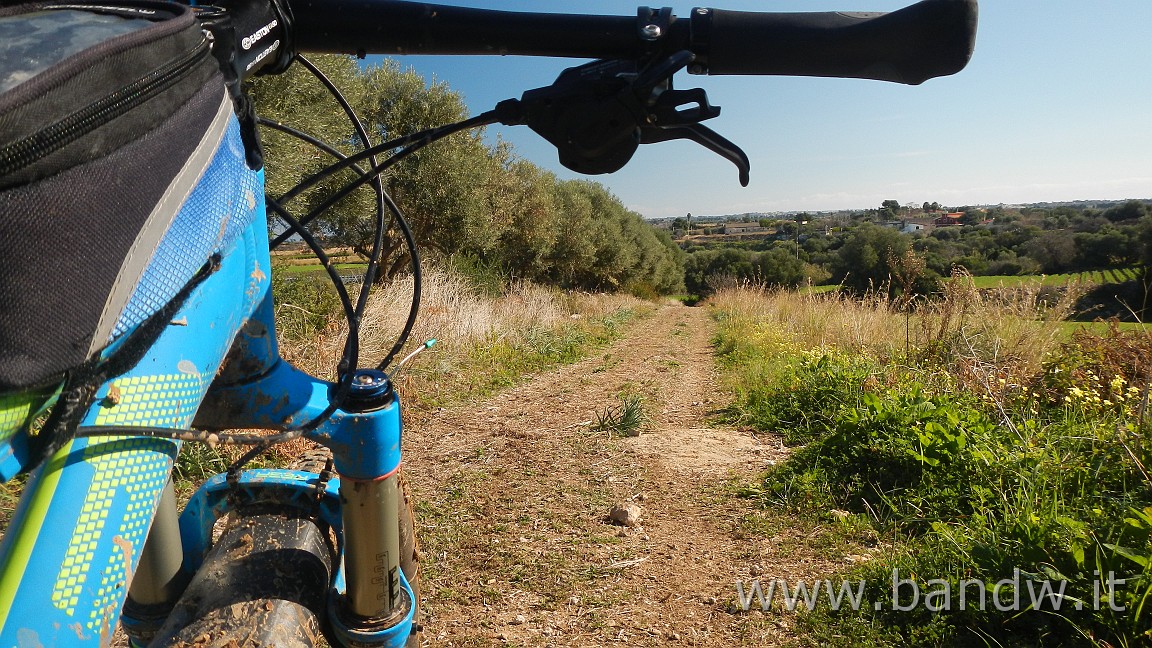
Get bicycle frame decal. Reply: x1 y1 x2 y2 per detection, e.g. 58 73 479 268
99 374 213 426
0 387 59 478
47 436 177 631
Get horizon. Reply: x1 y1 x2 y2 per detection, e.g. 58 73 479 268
362 0 1151 219
643 196 1152 221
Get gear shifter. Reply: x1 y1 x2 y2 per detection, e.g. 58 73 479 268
494 50 751 186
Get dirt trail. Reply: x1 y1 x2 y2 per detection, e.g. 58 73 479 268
403 304 825 647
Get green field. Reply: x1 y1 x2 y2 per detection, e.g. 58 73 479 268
1058 319 1148 336
968 267 1142 288
273 262 369 276
802 267 1143 294
804 283 841 294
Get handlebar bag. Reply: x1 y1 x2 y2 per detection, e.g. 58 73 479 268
0 0 262 467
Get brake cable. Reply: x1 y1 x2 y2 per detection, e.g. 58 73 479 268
121 56 495 474
134 48 742 460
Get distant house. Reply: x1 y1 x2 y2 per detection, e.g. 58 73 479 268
881 220 927 234
934 212 964 227
725 223 766 235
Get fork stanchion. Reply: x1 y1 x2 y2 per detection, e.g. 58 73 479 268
327 369 413 644
339 473 405 618
121 482 188 645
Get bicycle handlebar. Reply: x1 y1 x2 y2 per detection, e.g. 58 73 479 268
216 0 977 183
703 1 977 83
284 0 978 85
287 2 642 61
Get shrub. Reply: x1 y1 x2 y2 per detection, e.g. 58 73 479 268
715 288 1152 646
759 378 1002 529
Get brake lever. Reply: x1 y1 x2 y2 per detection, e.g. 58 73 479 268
639 87 750 186
640 123 750 187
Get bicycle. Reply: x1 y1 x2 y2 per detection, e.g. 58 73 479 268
0 0 977 645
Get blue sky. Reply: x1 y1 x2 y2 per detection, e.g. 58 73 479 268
364 1 1151 218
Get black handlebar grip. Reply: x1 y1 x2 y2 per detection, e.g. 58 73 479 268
287 0 641 60
696 0 978 84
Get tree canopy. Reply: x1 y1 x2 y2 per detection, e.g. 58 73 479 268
248 55 683 294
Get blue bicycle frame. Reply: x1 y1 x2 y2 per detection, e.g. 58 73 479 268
0 107 414 646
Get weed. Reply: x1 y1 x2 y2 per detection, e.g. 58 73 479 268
0 476 25 530
171 443 279 503
594 395 647 437
172 443 230 484
271 272 346 342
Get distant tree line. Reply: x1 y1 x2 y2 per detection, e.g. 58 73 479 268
682 200 1152 298
248 55 684 295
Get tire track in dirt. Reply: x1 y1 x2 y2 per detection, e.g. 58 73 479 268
403 304 822 647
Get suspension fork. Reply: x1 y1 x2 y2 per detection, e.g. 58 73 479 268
120 483 187 644
157 290 416 646
340 471 405 620
329 369 411 630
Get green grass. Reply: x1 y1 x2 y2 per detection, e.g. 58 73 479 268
270 252 325 261
1058 320 1149 337
593 394 647 437
802 283 841 294
800 268 1143 293
715 295 1152 647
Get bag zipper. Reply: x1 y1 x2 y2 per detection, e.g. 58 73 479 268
0 37 211 178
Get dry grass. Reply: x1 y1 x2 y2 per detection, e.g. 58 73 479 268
358 271 564 366
711 285 902 357
280 266 646 385
269 267 648 474
709 270 1084 381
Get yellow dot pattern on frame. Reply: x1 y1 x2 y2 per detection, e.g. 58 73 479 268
51 436 173 623
92 368 207 428
92 373 205 428
0 389 50 445
51 371 206 621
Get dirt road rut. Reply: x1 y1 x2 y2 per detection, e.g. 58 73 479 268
403 304 807 647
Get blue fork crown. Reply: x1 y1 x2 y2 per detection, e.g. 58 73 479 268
196 283 405 480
